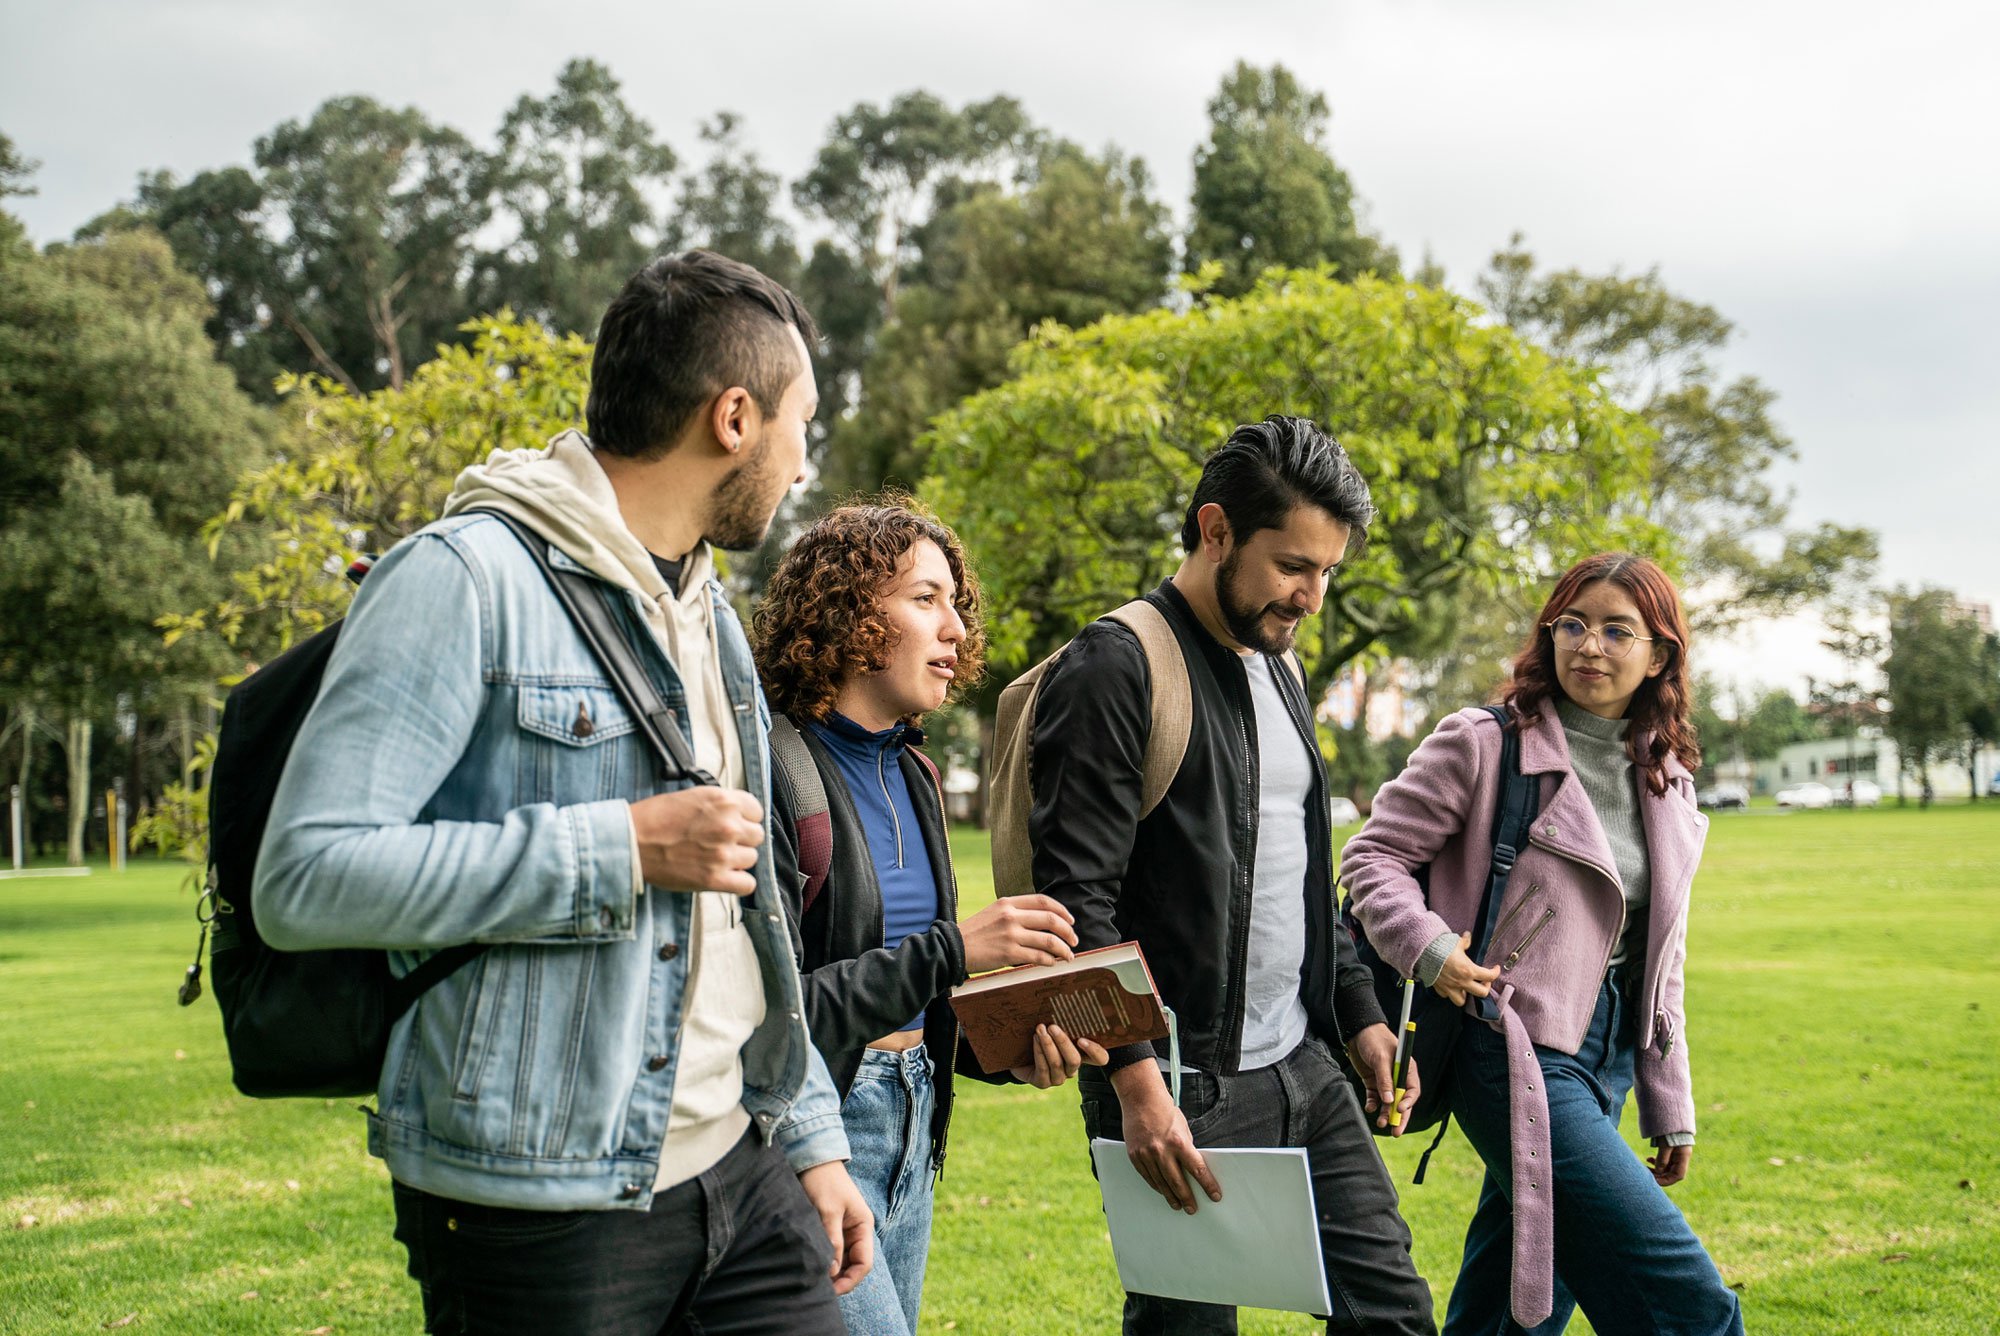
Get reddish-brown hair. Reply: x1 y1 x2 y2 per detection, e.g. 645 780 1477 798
753 495 987 724
1500 553 1700 795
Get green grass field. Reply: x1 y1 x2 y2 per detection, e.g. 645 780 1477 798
4 805 1997 1333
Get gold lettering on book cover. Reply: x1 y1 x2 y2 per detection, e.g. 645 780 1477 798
1049 991 1108 1036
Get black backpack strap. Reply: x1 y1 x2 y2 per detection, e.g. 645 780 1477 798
1471 703 1541 1025
482 510 715 788
1412 1116 1452 1186
385 942 488 1014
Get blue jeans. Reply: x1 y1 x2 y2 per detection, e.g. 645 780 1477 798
838 1044 937 1335
1444 971 1743 1336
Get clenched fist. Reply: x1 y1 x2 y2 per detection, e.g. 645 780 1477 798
629 787 765 895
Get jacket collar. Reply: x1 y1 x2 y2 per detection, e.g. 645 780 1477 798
807 710 923 753
1516 701 1705 906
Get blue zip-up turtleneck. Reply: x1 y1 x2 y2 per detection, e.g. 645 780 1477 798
805 711 941 1032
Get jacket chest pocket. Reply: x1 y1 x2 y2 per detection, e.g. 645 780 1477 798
1486 880 1557 972
516 683 641 804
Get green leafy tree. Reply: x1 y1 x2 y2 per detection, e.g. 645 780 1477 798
1882 588 1985 805
924 268 1661 705
1964 630 2000 802
107 96 488 397
795 91 1039 315
670 113 800 288
1480 237 1877 629
1185 62 1398 297
792 90 1042 461
0 226 267 861
1811 598 1888 785
0 130 35 250
476 58 678 338
171 313 592 657
825 142 1172 495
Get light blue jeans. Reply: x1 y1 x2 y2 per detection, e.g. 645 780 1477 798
837 1043 937 1336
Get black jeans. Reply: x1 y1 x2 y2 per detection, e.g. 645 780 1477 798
390 1129 845 1335
1080 1035 1436 1336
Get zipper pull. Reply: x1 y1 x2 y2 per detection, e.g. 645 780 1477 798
1657 1010 1676 1057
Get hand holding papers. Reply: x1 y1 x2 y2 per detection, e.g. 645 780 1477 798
1091 1139 1332 1317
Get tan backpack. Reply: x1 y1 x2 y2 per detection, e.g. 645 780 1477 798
987 600 1193 898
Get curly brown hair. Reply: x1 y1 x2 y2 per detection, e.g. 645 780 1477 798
753 495 987 724
1500 553 1700 796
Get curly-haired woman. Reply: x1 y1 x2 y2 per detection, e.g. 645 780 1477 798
1342 554 1742 1335
753 498 1106 1336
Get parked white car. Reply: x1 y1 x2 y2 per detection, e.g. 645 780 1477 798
1329 796 1362 826
1775 781 1835 809
1697 783 1749 810
1841 779 1882 807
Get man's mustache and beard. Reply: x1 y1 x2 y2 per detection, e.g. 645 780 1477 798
1215 545 1306 655
702 437 785 551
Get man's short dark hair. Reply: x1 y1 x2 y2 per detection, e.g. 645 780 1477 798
1179 415 1374 552
586 250 820 460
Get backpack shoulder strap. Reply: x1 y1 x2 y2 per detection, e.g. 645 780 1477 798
1104 599 1191 819
1470 704 1542 1022
769 713 833 914
480 510 713 787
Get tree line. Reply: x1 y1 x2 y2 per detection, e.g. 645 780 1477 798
0 57 1896 860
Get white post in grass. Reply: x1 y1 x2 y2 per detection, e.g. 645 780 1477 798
111 784 127 873
9 784 20 872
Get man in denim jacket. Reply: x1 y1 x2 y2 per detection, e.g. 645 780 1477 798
257 251 869 1334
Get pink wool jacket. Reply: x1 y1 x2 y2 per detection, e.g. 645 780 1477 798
1340 705 1707 1326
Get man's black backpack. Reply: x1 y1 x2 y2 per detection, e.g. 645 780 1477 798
1338 704 1540 1181
183 513 715 1098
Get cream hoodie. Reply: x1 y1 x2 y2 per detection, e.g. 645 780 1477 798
444 429 765 1191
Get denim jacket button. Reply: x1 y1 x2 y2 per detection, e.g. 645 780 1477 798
646 1055 669 1072
658 942 679 961
618 1182 644 1200
599 906 616 930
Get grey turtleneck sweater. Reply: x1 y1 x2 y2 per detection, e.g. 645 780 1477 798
1557 699 1651 967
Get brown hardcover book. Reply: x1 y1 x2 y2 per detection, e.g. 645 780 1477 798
950 941 1167 1073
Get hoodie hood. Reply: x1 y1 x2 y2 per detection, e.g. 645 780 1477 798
442 429 713 598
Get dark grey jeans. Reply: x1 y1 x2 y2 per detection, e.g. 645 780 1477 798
1080 1034 1436 1336
390 1129 845 1335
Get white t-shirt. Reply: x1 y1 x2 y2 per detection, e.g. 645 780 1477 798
1238 654 1313 1070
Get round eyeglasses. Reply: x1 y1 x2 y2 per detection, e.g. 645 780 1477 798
1543 615 1655 660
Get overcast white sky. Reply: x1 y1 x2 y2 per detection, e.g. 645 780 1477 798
5 0 1996 694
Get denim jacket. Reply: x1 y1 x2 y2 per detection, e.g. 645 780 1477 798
256 511 849 1210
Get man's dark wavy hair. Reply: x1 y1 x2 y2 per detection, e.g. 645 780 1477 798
587 249 819 460
1179 415 1374 552
753 495 987 725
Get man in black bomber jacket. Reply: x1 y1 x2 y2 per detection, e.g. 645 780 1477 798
1029 417 1437 1335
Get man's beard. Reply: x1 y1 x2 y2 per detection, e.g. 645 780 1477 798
1216 546 1302 655
702 447 780 551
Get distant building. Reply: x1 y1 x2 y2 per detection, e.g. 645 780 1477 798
1758 732 2000 799
1321 661 1425 742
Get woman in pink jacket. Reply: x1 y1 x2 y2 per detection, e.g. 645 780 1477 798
1342 553 1741 1335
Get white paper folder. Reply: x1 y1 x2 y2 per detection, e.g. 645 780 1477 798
1090 1138 1332 1316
